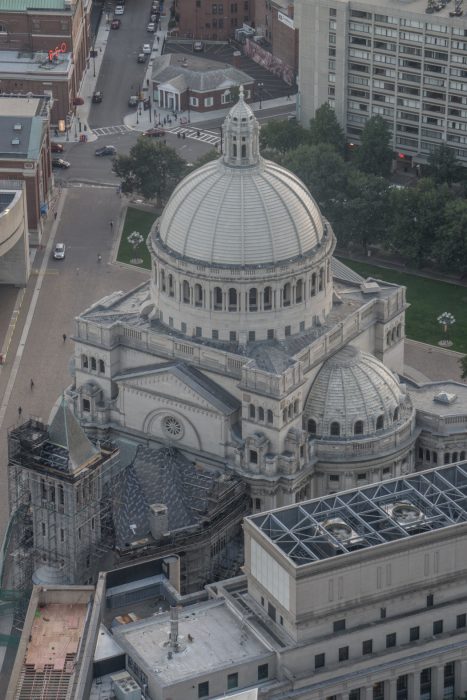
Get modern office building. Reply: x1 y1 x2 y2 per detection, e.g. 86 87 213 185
295 0 467 164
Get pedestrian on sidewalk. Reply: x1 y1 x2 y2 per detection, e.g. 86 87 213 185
30 379 34 391
110 220 114 232
18 406 22 419
54 211 58 220
62 333 67 343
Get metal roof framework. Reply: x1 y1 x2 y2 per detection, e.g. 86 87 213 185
250 463 467 566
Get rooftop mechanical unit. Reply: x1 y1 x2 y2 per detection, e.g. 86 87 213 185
382 501 429 533
321 518 364 550
111 671 142 700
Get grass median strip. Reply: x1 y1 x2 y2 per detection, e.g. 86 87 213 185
339 258 467 354
116 206 158 270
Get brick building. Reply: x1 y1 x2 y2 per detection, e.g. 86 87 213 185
0 0 91 128
175 0 252 41
152 53 254 113
0 94 54 244
250 0 298 75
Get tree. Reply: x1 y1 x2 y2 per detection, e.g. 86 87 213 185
461 355 467 380
335 170 390 252
388 178 450 267
428 142 463 185
259 119 309 153
309 103 346 154
437 198 467 275
280 143 348 219
354 116 393 177
113 138 187 206
189 149 219 170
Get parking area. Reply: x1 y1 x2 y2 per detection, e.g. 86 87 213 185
163 39 296 100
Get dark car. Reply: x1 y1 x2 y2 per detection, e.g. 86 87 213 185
137 53 147 63
95 145 117 156
111 18 121 28
143 127 165 137
92 91 103 103
52 158 70 169
128 95 139 107
51 142 64 153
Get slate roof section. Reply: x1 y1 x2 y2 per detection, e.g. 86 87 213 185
331 257 365 285
152 53 254 93
114 361 240 415
48 398 98 470
112 446 217 548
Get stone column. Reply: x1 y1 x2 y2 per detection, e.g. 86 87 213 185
385 677 397 700
431 665 444 700
362 684 374 700
455 659 467 697
407 670 420 700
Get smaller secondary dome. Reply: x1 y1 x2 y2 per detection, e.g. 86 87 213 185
304 346 405 438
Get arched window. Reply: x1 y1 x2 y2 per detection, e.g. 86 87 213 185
311 273 317 296
258 407 264 421
392 327 397 342
294 399 299 414
444 452 450 464
214 287 223 310
161 269 166 292
283 409 287 424
283 283 291 307
308 419 317 434
233 143 237 157
182 280 190 304
249 404 255 419
241 144 246 158
168 274 175 297
98 359 105 374
154 267 157 284
461 451 466 461
330 421 340 437
318 268 324 292
376 415 384 430
397 323 402 338
91 357 97 371
296 279 303 303
194 283 203 307
453 452 459 462
82 354 88 369
267 409 273 424
288 404 293 418
393 407 399 421
264 286 272 310
228 288 238 311
249 288 258 311
354 420 364 435
387 331 391 346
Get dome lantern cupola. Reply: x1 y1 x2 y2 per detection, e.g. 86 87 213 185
222 84 260 167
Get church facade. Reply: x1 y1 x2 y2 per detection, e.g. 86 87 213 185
68 91 467 519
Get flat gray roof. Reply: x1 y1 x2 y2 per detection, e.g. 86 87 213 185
249 462 467 566
409 381 467 416
113 599 269 684
338 0 467 22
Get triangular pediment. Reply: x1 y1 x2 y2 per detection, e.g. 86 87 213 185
114 362 240 415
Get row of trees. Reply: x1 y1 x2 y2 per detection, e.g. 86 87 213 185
260 105 467 274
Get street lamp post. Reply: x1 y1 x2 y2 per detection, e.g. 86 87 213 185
437 312 456 347
258 82 264 110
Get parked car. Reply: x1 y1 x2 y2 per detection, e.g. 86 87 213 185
147 22 155 32
95 145 117 156
142 43 152 54
137 53 147 63
53 243 66 260
128 95 139 107
51 142 64 153
114 4 124 13
193 40 205 51
52 158 70 169
143 127 165 137
92 91 103 103
111 18 121 28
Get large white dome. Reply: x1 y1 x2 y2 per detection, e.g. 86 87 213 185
156 158 325 266
154 91 325 267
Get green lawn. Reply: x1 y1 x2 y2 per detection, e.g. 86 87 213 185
339 258 467 353
116 206 159 270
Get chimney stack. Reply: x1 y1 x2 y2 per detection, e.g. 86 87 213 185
170 606 178 649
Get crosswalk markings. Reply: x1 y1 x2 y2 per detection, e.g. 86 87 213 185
169 126 220 145
93 124 131 136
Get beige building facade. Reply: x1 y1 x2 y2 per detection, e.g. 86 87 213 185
295 0 467 164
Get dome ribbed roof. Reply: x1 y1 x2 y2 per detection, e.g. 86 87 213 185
304 346 404 438
156 157 325 266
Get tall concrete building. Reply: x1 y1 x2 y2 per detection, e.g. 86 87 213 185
295 0 467 164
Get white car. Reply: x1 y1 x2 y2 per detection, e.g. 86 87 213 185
142 43 152 54
147 22 155 32
53 243 66 260
114 5 124 14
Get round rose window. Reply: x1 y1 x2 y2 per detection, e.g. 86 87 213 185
163 415 183 439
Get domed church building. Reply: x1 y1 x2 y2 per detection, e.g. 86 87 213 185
69 91 467 518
